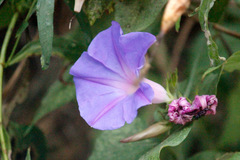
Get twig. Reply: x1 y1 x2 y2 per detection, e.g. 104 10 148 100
3 59 27 99
213 24 240 39
170 18 196 71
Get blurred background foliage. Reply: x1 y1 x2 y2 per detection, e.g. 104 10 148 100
1 0 240 159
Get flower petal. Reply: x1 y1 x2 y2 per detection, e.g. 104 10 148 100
88 21 132 79
70 52 124 81
119 32 156 71
73 77 127 130
123 82 154 123
143 78 170 103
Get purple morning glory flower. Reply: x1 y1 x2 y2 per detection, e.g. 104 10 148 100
168 97 193 125
70 21 170 130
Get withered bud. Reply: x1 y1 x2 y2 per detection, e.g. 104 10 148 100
161 0 190 34
120 121 171 143
74 0 85 13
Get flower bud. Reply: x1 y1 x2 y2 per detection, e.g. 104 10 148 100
168 97 193 125
192 95 218 116
161 0 190 34
120 121 171 143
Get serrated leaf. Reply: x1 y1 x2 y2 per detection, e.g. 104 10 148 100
218 152 240 160
25 148 31 160
36 0 54 69
89 118 158 160
223 51 240 72
199 0 221 66
115 0 167 33
139 124 192 160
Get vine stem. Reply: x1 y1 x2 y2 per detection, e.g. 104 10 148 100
0 12 19 160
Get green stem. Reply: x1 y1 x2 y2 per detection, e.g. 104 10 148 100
0 12 19 160
6 0 37 67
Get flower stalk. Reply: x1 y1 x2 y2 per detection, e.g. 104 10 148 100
0 12 19 160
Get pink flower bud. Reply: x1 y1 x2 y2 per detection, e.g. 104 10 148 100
192 95 218 116
168 97 193 125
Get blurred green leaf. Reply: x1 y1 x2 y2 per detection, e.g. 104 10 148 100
25 148 31 160
115 0 167 33
199 0 221 66
235 0 240 7
31 71 75 125
201 65 222 80
223 51 240 72
16 21 29 38
219 82 240 149
175 17 181 32
1 127 11 158
188 151 222 160
84 0 114 25
199 66 223 95
89 118 158 160
209 0 229 22
139 124 192 160
0 2 14 29
9 28 89 66
0 0 3 6
218 152 240 160
8 122 47 160
36 0 54 69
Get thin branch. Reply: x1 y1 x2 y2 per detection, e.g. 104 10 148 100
170 18 196 71
213 24 240 39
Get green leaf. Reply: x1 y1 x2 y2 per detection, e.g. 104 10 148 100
139 124 192 160
199 0 221 66
114 0 167 33
36 0 55 69
31 71 75 125
219 82 240 149
175 17 181 32
201 65 222 80
188 151 222 160
1 127 12 158
8 122 47 160
16 21 29 38
89 118 158 160
223 51 240 72
9 28 89 66
0 0 4 6
0 2 14 29
218 152 240 160
209 0 229 22
84 0 114 25
25 148 31 160
199 66 222 95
